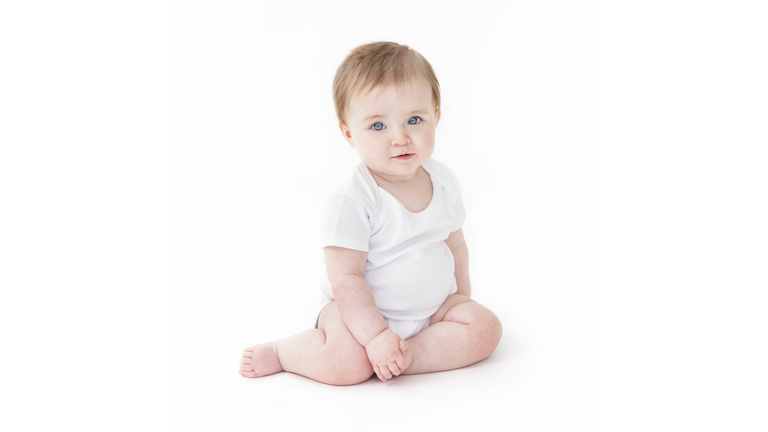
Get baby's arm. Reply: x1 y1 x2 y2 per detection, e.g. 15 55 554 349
324 246 407 381
445 228 471 297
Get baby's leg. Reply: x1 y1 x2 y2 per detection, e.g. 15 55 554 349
400 294 502 375
239 301 374 385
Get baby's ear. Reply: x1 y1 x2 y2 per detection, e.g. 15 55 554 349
339 122 355 148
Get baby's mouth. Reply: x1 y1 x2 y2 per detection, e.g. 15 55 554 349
392 153 415 160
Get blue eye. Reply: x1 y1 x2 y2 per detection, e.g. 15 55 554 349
372 123 385 131
408 117 421 125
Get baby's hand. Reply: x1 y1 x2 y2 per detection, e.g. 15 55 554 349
364 329 408 382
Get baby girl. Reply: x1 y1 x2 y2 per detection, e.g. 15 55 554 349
239 41 502 384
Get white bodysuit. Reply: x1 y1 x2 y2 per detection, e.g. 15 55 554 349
320 157 466 340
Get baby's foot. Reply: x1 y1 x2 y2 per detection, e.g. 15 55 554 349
239 342 282 378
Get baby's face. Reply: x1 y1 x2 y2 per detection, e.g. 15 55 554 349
341 79 439 183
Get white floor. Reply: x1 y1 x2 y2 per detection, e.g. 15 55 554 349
170 292 598 431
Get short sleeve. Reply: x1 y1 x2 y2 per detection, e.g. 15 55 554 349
320 192 373 252
449 174 466 232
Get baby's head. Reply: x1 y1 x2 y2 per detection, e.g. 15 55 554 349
333 41 440 128
332 42 441 181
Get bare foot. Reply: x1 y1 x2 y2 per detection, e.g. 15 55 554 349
239 342 282 378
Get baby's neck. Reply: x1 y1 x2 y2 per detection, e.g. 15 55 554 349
370 166 433 213
369 166 424 188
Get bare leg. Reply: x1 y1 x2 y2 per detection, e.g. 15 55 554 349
401 294 502 375
239 301 374 386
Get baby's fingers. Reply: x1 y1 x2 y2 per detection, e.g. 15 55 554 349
373 365 386 382
379 363 393 380
387 362 401 376
395 353 405 371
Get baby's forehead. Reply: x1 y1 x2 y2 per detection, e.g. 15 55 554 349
351 79 433 105
359 78 425 95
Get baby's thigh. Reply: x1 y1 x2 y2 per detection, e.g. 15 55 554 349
317 301 367 354
316 301 366 357
316 301 374 383
429 294 474 325
317 300 342 331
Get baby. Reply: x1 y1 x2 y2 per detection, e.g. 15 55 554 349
239 41 502 385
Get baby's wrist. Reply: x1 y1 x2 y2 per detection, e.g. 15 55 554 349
363 328 389 348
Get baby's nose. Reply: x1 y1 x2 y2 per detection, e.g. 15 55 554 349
392 129 411 146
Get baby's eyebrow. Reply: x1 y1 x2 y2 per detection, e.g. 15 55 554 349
363 114 385 122
362 110 428 122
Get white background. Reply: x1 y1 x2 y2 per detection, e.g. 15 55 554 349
2 1 766 431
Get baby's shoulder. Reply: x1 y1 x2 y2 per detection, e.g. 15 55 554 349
322 159 380 207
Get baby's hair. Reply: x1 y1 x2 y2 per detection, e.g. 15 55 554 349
332 41 440 125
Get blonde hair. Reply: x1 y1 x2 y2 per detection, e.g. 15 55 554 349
332 41 440 125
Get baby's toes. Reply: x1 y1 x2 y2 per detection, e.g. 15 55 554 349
239 357 256 377
240 357 254 371
239 369 257 378
239 348 255 375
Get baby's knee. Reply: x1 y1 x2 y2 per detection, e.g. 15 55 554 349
470 307 503 357
322 323 373 385
328 357 373 386
324 348 372 385
485 310 503 346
